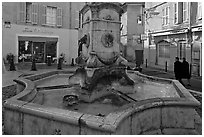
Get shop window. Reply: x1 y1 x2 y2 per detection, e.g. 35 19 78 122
45 41 57 62
159 44 170 58
18 41 32 62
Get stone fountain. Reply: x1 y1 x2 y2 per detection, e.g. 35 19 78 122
66 2 134 104
3 2 201 135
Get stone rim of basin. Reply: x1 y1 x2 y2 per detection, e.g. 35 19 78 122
3 70 200 134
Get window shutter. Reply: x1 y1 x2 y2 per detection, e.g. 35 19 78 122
75 11 79 29
57 8 62 27
42 5 47 25
31 4 38 24
19 2 26 22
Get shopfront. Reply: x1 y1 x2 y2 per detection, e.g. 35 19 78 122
18 36 58 63
192 26 202 76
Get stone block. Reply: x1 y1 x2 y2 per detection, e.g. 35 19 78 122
113 116 131 135
80 126 111 135
23 114 80 135
161 107 195 129
4 110 23 134
141 129 162 135
162 128 199 135
131 108 161 134
194 112 202 134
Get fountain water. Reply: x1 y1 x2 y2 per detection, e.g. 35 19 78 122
3 2 201 135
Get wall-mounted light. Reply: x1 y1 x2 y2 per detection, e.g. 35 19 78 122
137 15 142 24
4 21 11 28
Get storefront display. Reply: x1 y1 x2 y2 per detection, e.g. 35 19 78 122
18 36 58 63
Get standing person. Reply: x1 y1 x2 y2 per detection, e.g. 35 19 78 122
182 57 191 86
174 57 184 85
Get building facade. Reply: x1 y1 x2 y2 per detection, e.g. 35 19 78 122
144 2 202 76
121 2 145 67
2 2 85 64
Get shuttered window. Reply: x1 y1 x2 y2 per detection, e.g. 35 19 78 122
198 2 202 19
26 2 32 22
42 5 47 25
75 11 79 29
19 2 26 22
31 4 38 24
183 2 189 22
174 3 178 24
41 5 62 27
46 6 57 26
57 8 62 27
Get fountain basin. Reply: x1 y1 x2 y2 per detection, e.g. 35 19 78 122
3 70 200 135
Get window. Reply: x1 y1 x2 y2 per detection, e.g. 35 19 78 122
19 2 38 24
179 41 186 59
159 44 170 58
46 6 57 26
174 3 178 24
162 9 165 25
75 11 79 29
162 7 170 26
198 2 202 19
183 2 188 22
42 6 62 27
26 2 32 22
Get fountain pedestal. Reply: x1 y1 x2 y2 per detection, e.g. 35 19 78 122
68 2 135 102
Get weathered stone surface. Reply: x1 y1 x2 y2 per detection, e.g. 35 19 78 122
161 107 195 129
141 129 162 135
113 117 131 135
162 128 199 135
80 126 111 135
194 112 202 134
4 110 23 134
131 108 161 134
23 114 80 135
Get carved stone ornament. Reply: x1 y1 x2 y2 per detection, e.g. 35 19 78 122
103 15 113 20
101 33 114 48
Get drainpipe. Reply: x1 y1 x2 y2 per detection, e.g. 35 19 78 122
69 2 72 29
189 2 193 76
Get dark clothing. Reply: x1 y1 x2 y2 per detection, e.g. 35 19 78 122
174 60 182 79
182 61 191 79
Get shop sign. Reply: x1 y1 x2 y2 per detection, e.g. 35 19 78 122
170 29 187 34
141 34 148 40
133 35 141 45
149 44 156 49
192 27 202 32
22 27 53 34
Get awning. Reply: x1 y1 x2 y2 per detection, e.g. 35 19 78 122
18 36 58 42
